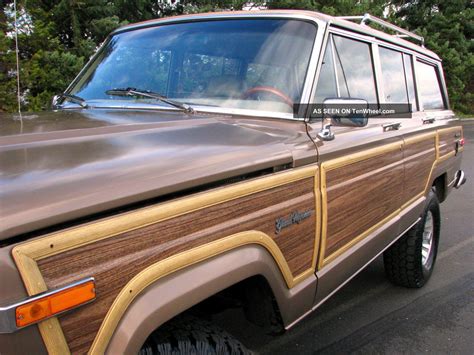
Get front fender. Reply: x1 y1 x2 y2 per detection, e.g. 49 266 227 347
106 244 317 354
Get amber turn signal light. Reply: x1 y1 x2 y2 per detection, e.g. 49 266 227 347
16 279 95 328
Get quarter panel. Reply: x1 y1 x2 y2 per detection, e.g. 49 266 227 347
402 133 437 205
438 126 463 160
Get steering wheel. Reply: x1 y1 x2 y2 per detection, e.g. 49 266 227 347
242 86 294 109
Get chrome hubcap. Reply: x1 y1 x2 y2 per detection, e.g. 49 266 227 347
422 211 434 266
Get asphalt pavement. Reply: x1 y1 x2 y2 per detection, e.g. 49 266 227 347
220 120 474 354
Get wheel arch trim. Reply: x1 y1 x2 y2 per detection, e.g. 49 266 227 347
92 231 316 354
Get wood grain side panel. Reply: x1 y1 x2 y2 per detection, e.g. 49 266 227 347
36 178 316 354
402 137 436 204
324 149 404 258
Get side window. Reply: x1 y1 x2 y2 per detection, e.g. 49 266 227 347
314 39 337 102
332 35 378 103
379 47 408 103
379 47 417 112
416 61 445 110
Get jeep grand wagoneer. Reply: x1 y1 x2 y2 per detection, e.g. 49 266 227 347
0 11 466 354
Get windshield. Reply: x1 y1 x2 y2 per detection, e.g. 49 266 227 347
69 19 317 114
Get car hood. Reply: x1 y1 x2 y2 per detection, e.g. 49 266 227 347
0 109 315 240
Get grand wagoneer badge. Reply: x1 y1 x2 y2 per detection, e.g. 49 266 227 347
275 210 312 234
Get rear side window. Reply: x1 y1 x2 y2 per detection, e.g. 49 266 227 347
379 47 417 112
379 47 408 103
416 61 445 110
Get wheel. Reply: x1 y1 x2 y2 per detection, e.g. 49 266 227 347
383 189 441 288
139 315 252 355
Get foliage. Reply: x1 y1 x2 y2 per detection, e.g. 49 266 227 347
267 0 386 16
0 21 18 112
0 0 472 113
27 50 84 111
389 0 473 113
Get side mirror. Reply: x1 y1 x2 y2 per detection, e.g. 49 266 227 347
317 98 369 141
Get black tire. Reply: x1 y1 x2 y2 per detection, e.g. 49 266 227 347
139 316 252 355
383 189 441 288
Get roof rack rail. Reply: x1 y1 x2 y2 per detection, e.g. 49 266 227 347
337 13 424 47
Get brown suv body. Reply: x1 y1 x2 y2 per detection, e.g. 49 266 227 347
0 10 465 354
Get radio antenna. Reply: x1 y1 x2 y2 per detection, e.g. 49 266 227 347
13 0 22 119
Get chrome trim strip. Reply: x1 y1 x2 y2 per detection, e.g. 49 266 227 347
182 105 298 121
300 18 327 107
0 277 95 334
285 217 421 330
330 35 341 98
413 55 425 112
372 42 385 104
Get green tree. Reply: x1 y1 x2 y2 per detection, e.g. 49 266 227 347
0 5 18 113
266 0 386 16
0 0 472 114
26 50 84 111
390 0 473 113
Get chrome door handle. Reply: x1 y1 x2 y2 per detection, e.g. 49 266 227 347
382 122 401 132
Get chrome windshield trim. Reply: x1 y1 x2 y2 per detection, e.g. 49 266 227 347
112 12 325 35
299 18 327 116
0 277 95 334
188 105 302 121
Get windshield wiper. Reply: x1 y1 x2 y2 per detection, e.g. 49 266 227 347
105 87 195 114
55 93 89 108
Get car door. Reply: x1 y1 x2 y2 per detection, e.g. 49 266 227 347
307 31 408 303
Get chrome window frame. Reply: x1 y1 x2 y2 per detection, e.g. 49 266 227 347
372 42 384 105
403 53 419 111
330 35 341 97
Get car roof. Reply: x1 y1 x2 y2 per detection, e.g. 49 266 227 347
113 10 440 61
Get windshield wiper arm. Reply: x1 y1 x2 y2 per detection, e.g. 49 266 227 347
105 87 195 114
55 93 89 108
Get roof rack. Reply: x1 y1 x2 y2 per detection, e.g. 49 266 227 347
337 13 424 47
